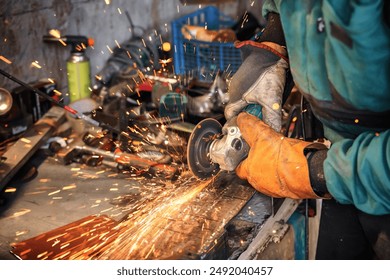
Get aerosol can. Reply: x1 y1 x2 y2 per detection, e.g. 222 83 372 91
43 34 94 103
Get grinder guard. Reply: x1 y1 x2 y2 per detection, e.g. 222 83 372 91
187 104 262 179
187 118 222 179
187 117 250 179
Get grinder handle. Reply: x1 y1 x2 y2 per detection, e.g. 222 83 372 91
244 104 263 119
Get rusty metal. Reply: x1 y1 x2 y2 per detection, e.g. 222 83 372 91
11 215 120 260
57 138 179 180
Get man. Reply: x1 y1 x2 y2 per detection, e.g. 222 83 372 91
226 0 390 259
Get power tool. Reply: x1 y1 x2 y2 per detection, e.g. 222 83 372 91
187 104 262 179
187 63 295 179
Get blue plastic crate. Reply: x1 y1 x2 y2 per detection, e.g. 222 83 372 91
171 6 242 81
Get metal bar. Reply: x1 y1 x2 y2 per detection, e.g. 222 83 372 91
0 106 66 190
238 198 301 260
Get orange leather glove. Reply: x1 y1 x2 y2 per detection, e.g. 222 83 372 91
236 112 329 199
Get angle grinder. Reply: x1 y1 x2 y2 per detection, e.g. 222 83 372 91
187 104 262 179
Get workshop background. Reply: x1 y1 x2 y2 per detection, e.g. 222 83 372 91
0 0 316 261
0 0 263 93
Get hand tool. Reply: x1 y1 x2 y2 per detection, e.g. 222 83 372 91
57 138 179 181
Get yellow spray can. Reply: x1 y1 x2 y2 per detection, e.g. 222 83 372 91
43 35 94 103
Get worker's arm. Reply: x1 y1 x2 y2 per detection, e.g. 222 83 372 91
225 4 327 199
236 112 329 200
325 130 390 215
224 12 288 132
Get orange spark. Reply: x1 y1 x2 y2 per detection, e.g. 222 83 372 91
0 55 12 64
53 89 62 96
62 184 76 190
20 138 31 144
49 29 61 38
59 39 67 46
48 190 60 196
31 61 42 69
9 209 31 218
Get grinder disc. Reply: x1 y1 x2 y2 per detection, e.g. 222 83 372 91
187 118 222 179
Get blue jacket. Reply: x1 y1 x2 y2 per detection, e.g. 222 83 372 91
263 0 390 214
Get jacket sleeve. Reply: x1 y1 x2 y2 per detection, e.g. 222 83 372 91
324 130 390 215
261 0 280 17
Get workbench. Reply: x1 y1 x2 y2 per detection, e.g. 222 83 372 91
0 107 308 260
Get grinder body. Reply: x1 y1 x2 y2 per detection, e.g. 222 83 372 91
187 104 262 179
209 124 249 171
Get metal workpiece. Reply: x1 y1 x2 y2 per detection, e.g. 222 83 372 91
9 172 257 260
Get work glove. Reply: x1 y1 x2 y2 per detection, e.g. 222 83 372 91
236 112 330 199
224 41 289 132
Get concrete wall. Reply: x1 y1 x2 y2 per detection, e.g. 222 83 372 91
0 0 263 100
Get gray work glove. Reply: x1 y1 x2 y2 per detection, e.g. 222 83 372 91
224 41 289 132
